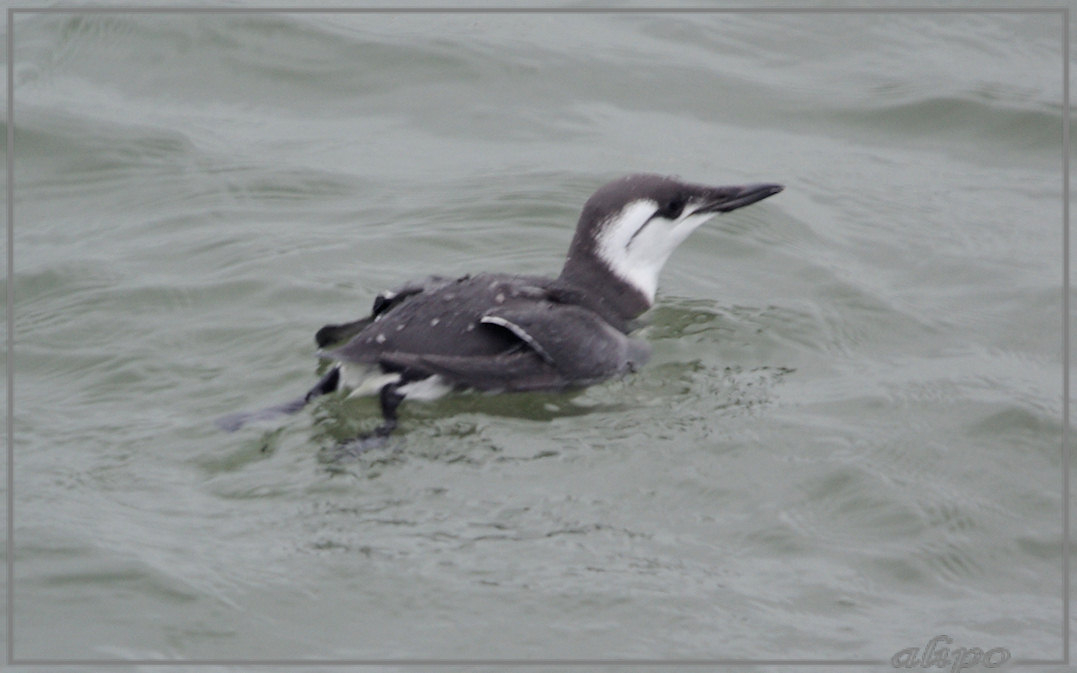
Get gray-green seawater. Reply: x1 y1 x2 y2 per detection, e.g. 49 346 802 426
5 5 1068 668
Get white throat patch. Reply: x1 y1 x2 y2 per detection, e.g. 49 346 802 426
593 199 718 303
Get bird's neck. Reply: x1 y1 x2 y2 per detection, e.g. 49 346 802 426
558 245 653 323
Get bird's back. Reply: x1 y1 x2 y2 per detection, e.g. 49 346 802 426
327 273 556 363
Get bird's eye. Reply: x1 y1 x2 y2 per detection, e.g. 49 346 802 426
659 199 685 219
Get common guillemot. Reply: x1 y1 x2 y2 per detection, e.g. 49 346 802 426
217 174 783 447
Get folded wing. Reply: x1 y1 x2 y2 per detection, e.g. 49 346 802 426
379 300 650 391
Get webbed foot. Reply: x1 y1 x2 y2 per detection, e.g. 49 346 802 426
325 382 406 460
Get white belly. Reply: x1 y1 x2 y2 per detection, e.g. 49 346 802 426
337 363 452 401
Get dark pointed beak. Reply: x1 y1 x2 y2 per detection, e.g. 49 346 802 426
697 183 784 214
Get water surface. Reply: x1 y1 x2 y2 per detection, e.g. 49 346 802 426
6 6 1067 667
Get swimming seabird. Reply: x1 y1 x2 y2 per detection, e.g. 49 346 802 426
217 174 783 447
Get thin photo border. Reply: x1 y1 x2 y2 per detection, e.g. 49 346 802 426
4 4 1070 667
